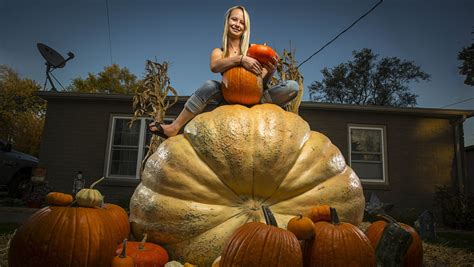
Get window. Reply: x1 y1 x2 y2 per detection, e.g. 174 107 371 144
348 125 387 183
105 115 172 179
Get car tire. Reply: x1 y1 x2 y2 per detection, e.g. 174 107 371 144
8 173 32 199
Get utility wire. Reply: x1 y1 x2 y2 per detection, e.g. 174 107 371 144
297 0 383 68
106 0 113 65
440 97 474 108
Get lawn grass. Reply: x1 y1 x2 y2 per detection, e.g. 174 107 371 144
427 231 474 252
0 223 21 235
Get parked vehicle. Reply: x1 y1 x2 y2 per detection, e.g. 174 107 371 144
0 140 38 197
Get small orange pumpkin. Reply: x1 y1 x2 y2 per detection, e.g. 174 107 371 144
307 204 331 223
115 234 168 267
112 239 134 267
45 192 73 206
221 66 263 105
247 44 277 65
287 214 315 240
365 214 423 267
304 207 376 267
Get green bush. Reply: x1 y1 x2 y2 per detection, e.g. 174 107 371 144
434 186 474 230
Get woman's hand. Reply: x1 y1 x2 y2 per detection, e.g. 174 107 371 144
262 56 278 75
241 56 263 76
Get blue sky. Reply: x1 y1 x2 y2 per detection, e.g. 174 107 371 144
1 0 473 145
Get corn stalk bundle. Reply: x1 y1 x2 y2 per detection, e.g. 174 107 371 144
131 60 178 175
270 49 304 114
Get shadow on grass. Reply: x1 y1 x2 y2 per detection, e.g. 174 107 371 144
425 231 474 252
0 222 21 235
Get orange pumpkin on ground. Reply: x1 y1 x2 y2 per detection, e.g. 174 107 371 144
116 233 169 267
45 192 73 206
306 204 331 223
8 205 124 266
104 203 131 244
221 66 263 105
247 44 277 65
112 239 135 267
287 214 315 240
365 214 423 267
304 207 376 267
219 206 303 267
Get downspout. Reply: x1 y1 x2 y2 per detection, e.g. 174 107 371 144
452 115 467 194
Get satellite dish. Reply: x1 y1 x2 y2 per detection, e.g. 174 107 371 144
37 43 75 91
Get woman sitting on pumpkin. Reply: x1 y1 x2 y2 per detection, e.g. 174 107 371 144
149 5 299 138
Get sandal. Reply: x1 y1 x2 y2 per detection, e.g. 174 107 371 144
148 121 168 139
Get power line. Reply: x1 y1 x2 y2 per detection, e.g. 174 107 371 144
105 0 113 65
440 97 474 108
297 0 383 69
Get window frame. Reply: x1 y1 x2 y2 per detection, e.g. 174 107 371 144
347 124 388 185
104 114 173 180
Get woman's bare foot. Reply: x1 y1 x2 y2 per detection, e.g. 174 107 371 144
148 122 180 138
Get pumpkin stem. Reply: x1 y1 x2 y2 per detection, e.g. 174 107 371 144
89 177 105 189
376 213 398 224
139 234 148 250
119 239 128 258
330 207 340 225
262 205 278 227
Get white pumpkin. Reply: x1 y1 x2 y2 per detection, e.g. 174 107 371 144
130 104 365 266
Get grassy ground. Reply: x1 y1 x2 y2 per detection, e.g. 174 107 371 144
0 223 20 236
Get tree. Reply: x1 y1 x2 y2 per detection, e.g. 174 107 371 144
0 65 45 156
309 48 430 107
67 64 142 94
458 43 474 86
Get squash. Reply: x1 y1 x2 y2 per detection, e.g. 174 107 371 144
219 206 302 266
112 239 135 267
76 176 104 207
307 204 331 223
247 44 277 65
221 66 263 105
8 205 127 266
287 214 315 240
129 104 365 266
116 234 168 267
365 214 423 267
304 207 376 267
45 192 73 206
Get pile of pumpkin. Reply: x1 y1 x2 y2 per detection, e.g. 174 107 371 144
7 176 422 266
7 178 169 267
213 204 423 267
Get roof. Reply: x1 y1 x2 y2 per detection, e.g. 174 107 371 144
36 91 474 119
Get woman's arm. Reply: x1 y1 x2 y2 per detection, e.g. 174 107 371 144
210 48 241 73
210 48 263 75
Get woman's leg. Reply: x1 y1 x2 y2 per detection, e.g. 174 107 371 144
152 80 222 137
261 80 299 107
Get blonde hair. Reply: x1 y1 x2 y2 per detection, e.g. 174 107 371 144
221 6 250 58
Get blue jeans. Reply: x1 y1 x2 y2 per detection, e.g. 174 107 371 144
185 80 299 114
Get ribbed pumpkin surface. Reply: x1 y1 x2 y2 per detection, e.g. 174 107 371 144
305 221 376 267
221 66 263 105
8 206 120 266
130 104 365 266
220 222 302 267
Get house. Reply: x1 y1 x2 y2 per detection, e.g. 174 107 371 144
37 91 474 219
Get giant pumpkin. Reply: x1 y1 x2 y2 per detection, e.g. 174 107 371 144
129 104 365 266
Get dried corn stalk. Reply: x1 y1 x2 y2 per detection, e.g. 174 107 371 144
130 60 178 175
270 48 304 114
